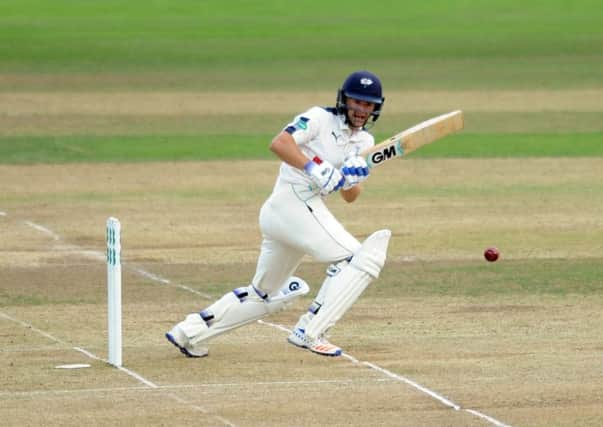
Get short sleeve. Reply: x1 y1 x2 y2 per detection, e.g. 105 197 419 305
283 107 323 146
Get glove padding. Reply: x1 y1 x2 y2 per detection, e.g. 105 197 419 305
341 155 370 190
304 157 345 196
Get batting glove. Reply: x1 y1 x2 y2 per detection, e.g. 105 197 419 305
304 157 345 196
341 155 369 190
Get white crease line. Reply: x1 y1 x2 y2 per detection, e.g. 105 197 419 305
130 267 172 284
23 220 61 240
0 310 159 389
74 347 158 389
21 217 213 299
13 219 235 427
78 249 106 261
363 361 460 410
166 393 236 427
0 311 71 346
21 218 510 427
258 319 290 333
172 283 214 299
117 366 159 389
128 266 213 299
258 320 459 410
32 243 214 300
0 385 151 398
257 319 511 426
0 211 7 216
0 378 390 398
1 310 235 426
465 409 511 427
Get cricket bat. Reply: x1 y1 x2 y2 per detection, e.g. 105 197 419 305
362 110 464 168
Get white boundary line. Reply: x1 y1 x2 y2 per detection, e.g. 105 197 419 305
14 217 511 427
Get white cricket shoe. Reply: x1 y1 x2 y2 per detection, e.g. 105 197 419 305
165 325 209 358
287 327 342 357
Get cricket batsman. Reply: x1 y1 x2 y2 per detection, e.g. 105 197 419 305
166 70 392 357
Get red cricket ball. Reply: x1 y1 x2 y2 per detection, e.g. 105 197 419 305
484 247 500 262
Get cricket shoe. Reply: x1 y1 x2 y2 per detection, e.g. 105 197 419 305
287 327 342 357
165 325 209 358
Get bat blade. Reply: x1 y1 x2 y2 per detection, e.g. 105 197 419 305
362 110 464 168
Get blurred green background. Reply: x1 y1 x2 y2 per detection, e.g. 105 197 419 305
0 0 601 162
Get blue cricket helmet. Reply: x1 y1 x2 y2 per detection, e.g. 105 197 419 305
336 70 385 122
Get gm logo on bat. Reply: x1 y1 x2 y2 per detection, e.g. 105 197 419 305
369 141 403 166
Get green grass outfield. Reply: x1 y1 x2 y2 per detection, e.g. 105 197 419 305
1 0 602 90
1 133 602 164
0 0 601 163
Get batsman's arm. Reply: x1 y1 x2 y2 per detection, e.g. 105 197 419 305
270 131 311 170
270 132 359 202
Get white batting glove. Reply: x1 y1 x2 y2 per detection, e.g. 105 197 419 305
304 157 345 196
341 155 370 190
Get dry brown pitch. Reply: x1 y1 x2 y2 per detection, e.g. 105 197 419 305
1 159 602 426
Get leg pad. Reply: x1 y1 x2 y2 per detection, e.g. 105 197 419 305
304 230 391 340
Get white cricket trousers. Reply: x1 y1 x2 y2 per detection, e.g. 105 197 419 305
252 182 361 295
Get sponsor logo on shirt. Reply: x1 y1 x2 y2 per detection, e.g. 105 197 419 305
331 131 342 143
294 116 309 130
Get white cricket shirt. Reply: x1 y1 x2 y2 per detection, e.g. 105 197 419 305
274 106 375 189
